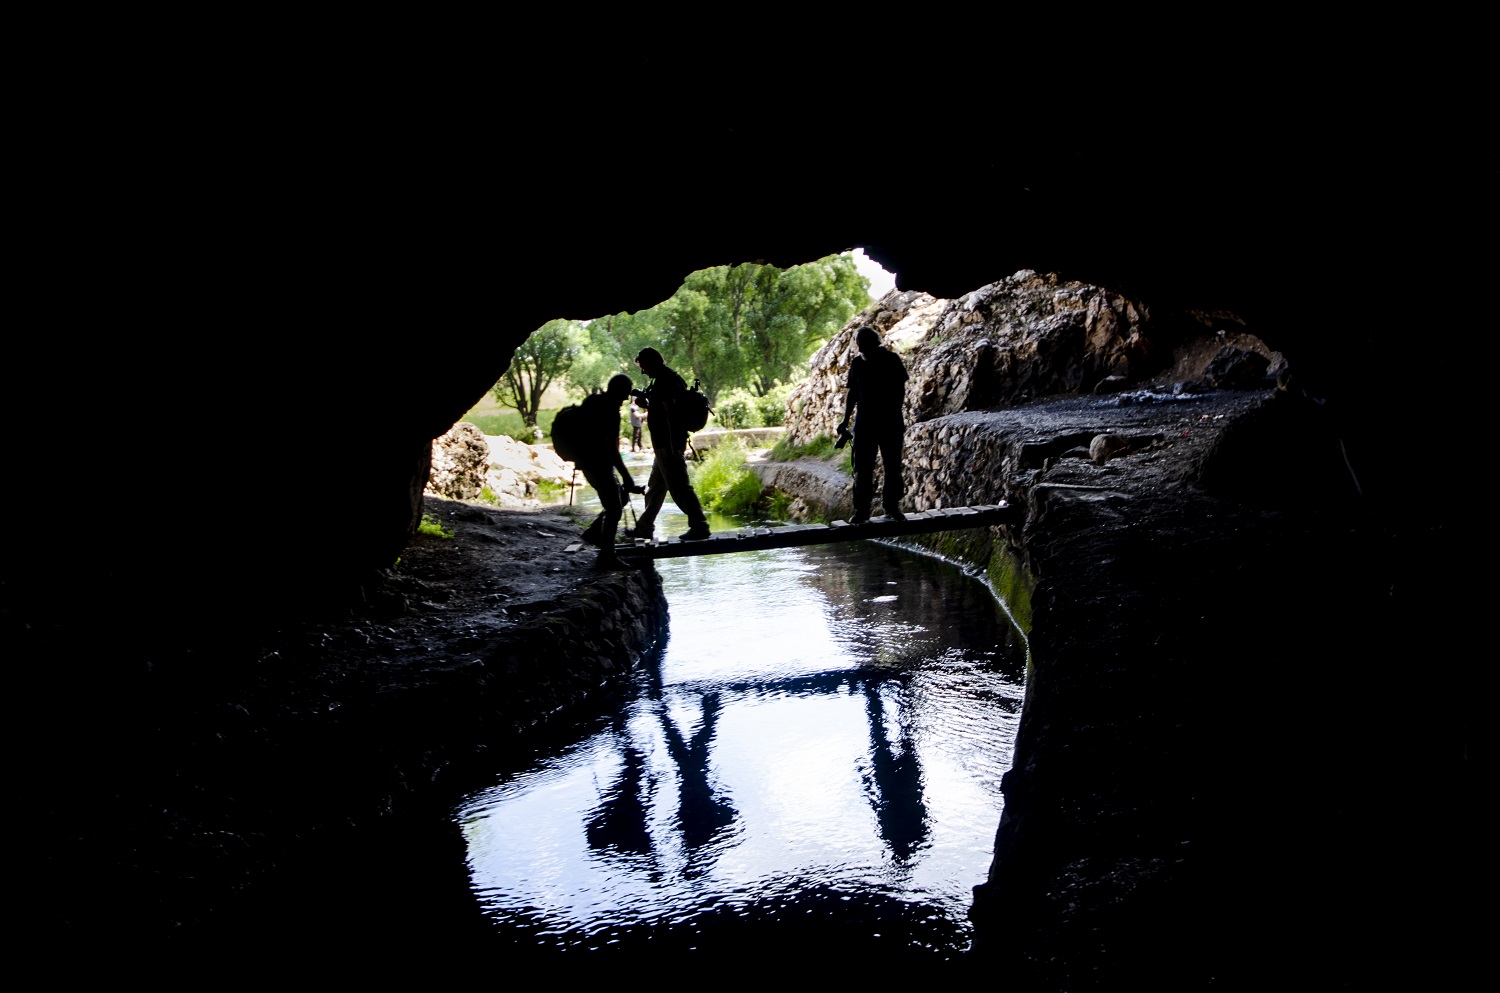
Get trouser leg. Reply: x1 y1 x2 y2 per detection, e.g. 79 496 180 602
879 431 905 513
634 460 667 532
659 448 707 528
581 464 623 546
852 430 877 517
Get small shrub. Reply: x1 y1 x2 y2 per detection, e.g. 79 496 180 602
690 437 747 498
690 437 770 516
418 514 455 539
716 471 766 517
713 388 761 430
755 383 795 427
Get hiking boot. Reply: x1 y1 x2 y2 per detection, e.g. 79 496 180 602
886 509 907 522
848 513 870 525
622 526 654 541
679 524 712 541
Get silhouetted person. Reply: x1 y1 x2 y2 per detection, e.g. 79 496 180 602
629 401 645 452
625 347 711 542
837 326 910 523
577 374 644 567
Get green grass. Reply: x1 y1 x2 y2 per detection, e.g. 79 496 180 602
767 432 838 462
462 408 561 442
464 405 630 445
765 432 851 476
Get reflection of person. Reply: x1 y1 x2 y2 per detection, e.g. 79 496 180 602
629 401 645 452
576 374 645 567
625 347 711 542
837 326 909 523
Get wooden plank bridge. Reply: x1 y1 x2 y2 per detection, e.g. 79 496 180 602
569 503 1020 560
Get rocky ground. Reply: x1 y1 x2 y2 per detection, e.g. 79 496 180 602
29 496 668 967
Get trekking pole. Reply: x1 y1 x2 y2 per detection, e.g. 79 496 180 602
569 466 577 506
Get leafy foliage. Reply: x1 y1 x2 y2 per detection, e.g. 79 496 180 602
493 320 586 428
755 382 795 427
561 253 870 405
766 488 794 521
689 438 767 517
713 388 762 430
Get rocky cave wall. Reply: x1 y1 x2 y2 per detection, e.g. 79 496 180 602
766 278 1451 985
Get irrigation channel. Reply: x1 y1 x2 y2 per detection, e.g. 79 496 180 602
455 451 1028 962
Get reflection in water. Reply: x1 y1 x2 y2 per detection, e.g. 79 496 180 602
862 680 928 863
458 465 1025 959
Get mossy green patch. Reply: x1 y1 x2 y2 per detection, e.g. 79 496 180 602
417 514 455 539
987 542 1034 636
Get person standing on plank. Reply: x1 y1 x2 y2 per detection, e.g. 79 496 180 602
836 326 909 524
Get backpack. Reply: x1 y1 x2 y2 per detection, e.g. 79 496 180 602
677 380 712 433
549 404 585 462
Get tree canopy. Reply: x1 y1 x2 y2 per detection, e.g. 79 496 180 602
560 253 871 405
491 318 585 427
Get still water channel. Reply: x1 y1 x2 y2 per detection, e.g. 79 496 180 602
455 453 1027 960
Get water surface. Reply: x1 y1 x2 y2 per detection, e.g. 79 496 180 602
457 456 1025 960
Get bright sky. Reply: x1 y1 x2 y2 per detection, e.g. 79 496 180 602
850 247 897 299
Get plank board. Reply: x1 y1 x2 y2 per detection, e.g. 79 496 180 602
595 503 1021 559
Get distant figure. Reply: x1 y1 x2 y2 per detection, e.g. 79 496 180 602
576 374 645 567
837 326 910 524
629 401 645 452
625 347 712 542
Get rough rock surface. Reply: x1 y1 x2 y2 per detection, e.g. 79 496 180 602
785 273 1281 451
427 420 490 499
479 432 576 507
752 279 1408 988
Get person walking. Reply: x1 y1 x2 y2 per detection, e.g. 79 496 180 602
624 347 712 542
574 374 645 567
629 400 645 452
836 326 910 524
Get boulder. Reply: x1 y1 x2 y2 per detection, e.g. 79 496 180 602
426 421 490 499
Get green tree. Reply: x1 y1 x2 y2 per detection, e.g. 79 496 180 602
492 319 585 428
566 310 671 397
560 252 871 407
660 276 744 403
743 253 870 395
